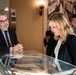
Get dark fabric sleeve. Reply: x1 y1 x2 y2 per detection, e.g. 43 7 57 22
70 36 76 65
0 46 10 55
67 35 76 65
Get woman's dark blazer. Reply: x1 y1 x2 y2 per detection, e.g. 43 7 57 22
46 35 76 65
0 29 18 55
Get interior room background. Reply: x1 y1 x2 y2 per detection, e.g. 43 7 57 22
0 0 76 53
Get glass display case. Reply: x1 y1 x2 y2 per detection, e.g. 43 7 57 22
0 50 76 75
0 58 11 75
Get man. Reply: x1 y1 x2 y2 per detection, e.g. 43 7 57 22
0 9 23 66
44 30 53 48
71 14 76 34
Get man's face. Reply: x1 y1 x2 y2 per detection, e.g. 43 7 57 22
72 18 76 25
0 15 9 31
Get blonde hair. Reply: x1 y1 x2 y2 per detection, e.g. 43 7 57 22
48 12 75 41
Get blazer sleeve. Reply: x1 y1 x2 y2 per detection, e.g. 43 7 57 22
69 36 76 65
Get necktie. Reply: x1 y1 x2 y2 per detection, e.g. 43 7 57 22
4 31 11 47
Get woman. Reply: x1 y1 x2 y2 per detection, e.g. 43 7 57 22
46 12 76 65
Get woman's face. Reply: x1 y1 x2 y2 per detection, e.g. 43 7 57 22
49 21 61 36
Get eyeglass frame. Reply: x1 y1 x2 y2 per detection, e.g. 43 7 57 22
0 18 8 23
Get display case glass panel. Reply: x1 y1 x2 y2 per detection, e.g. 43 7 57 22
0 59 12 75
1 50 76 75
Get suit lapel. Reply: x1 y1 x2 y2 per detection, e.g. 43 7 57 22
0 30 7 46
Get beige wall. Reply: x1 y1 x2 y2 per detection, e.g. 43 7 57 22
9 0 47 53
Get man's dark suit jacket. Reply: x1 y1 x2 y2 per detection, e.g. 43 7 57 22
46 35 76 65
44 30 54 48
0 29 18 55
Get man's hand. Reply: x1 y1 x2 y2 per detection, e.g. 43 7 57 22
12 44 23 58
12 44 23 55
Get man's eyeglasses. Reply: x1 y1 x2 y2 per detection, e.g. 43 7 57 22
0 18 8 23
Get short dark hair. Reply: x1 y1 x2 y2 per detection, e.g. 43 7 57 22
0 9 7 16
72 14 76 18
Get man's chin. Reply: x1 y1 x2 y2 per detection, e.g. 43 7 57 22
2 29 8 31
